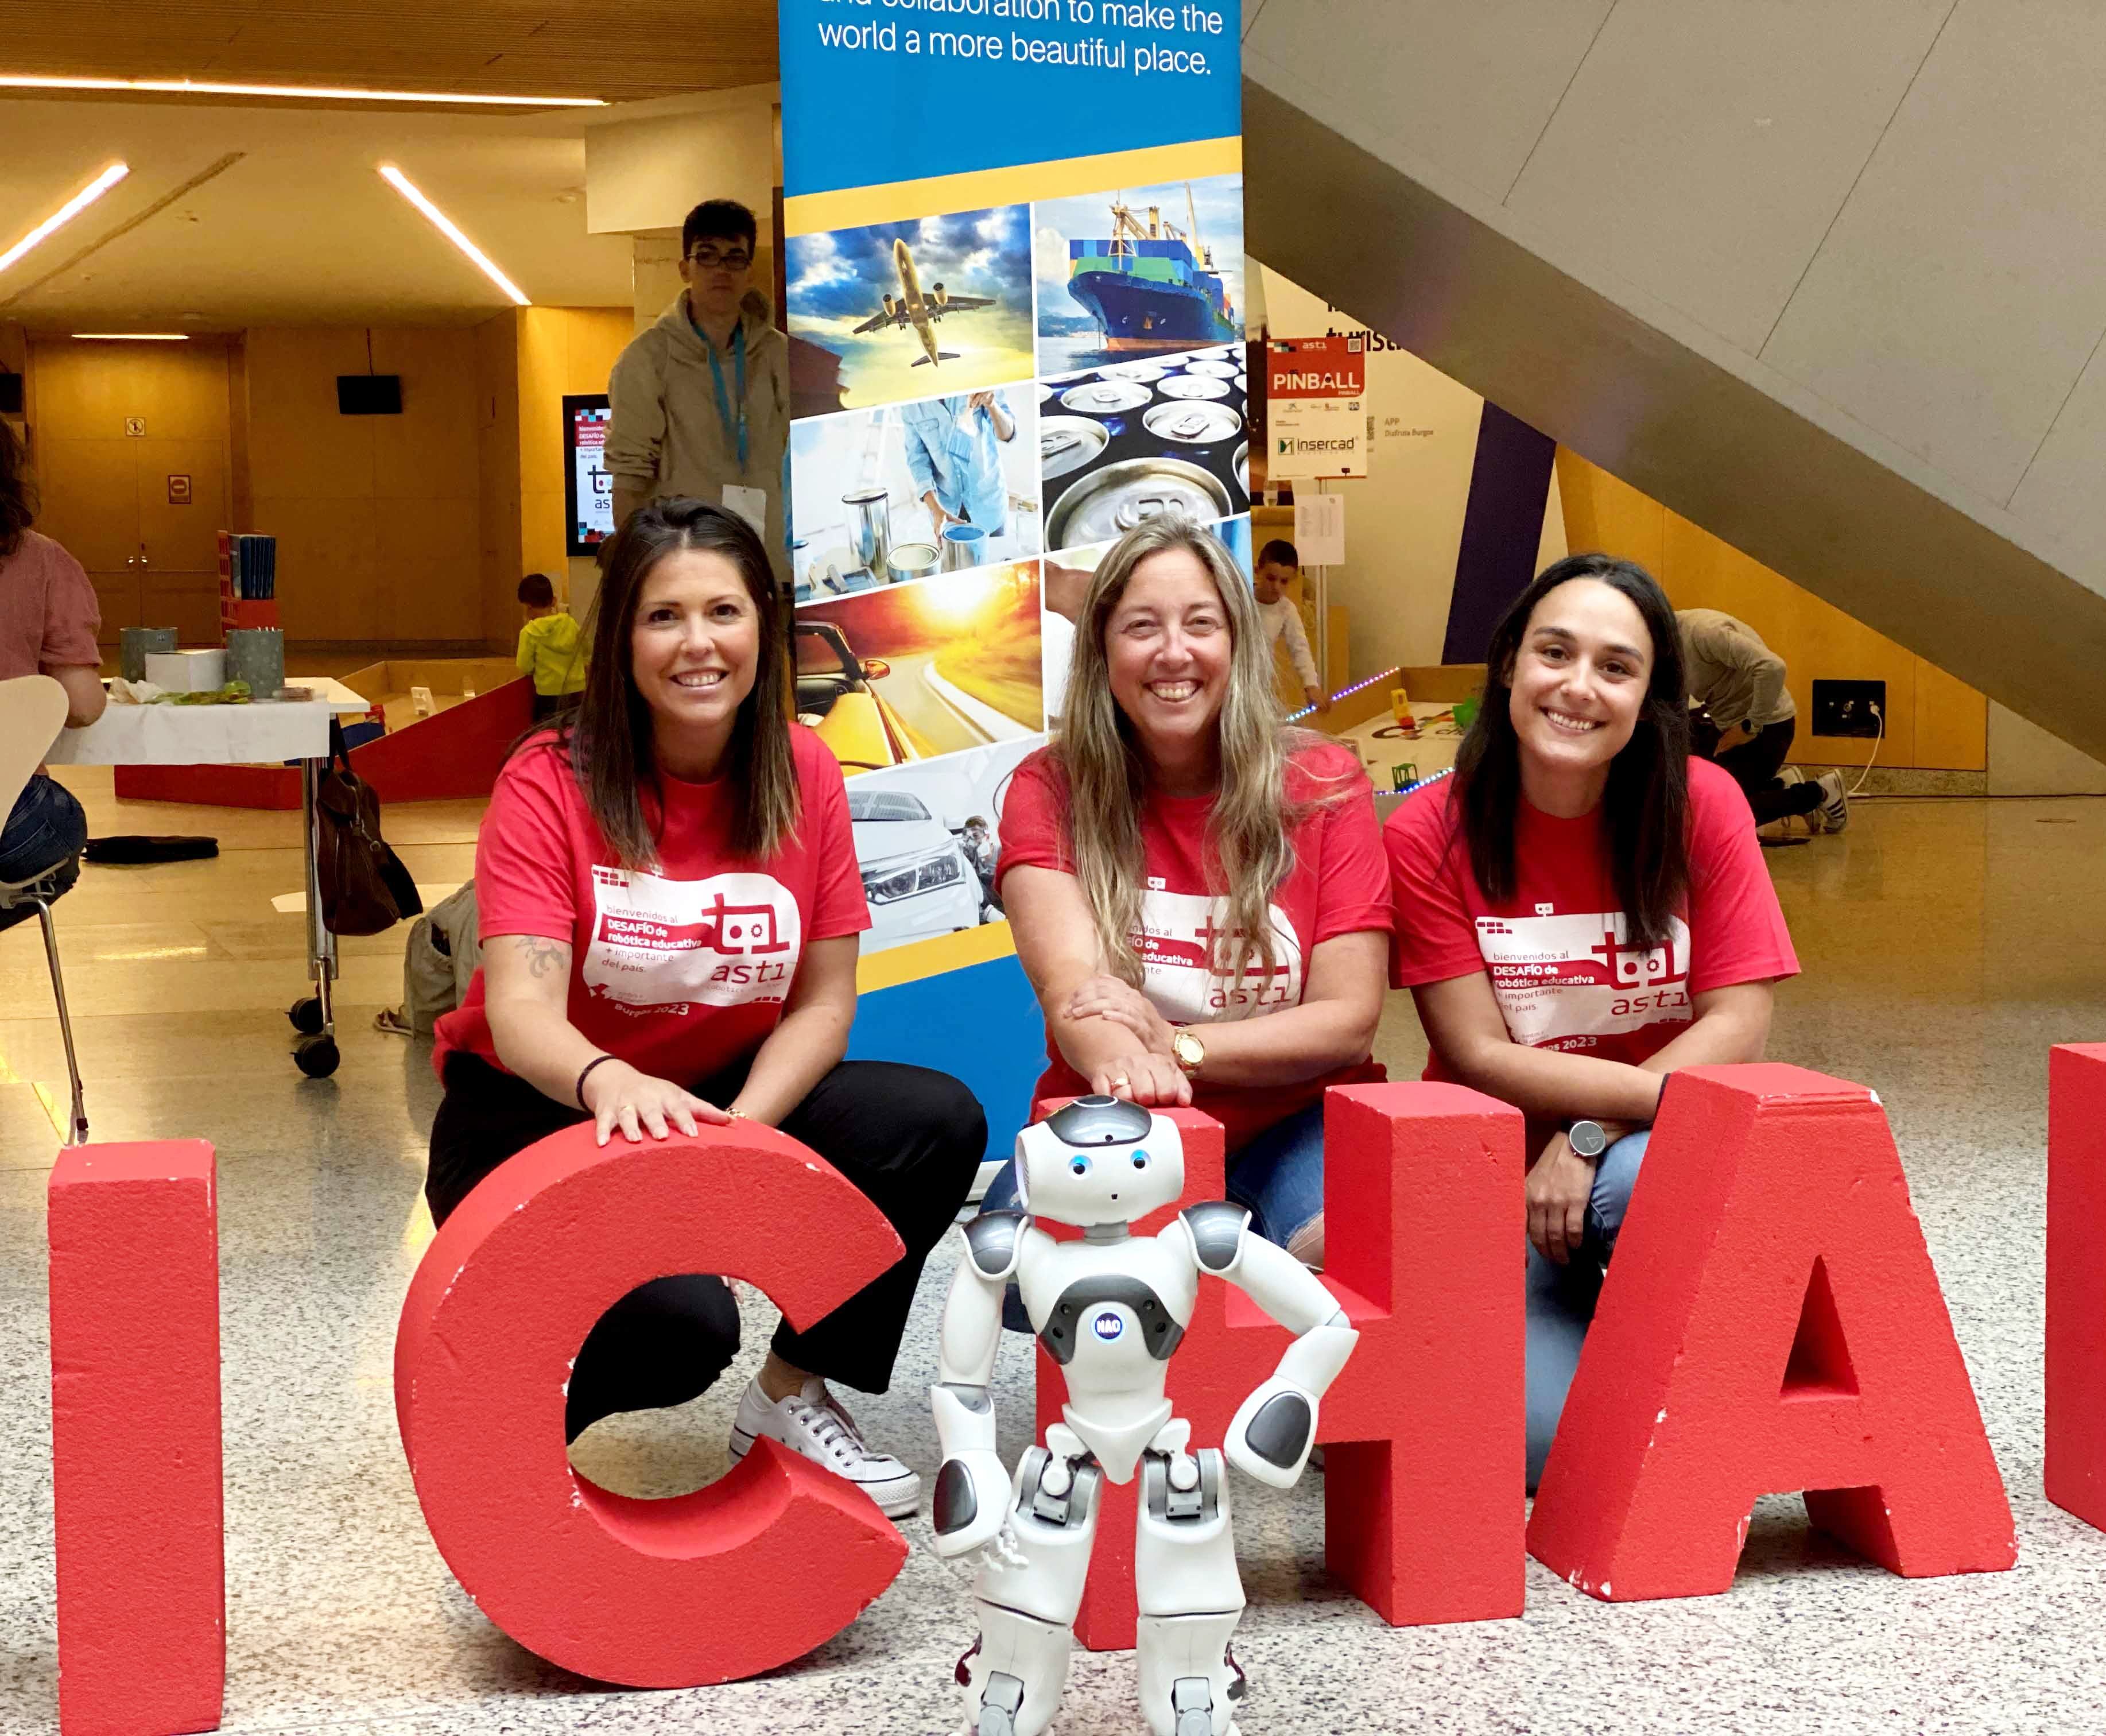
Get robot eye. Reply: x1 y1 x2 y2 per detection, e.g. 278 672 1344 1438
1069 1154 1092 1176
1132 1150 1149 1168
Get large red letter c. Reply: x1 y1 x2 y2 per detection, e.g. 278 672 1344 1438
395 1119 910 1687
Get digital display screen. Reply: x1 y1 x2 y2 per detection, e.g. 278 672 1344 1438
564 394 614 557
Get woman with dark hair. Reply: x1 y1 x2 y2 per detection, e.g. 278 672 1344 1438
0 418 104 931
427 498 983 1519
988 517 1391 1271
1385 553 1798 1488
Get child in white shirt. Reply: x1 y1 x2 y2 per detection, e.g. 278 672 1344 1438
1255 539 1327 715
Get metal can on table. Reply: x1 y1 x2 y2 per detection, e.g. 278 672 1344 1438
1045 457 1235 551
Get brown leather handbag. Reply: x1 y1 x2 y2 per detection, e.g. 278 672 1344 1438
314 718 423 936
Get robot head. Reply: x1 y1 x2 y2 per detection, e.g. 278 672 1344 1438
1013 1095 1184 1229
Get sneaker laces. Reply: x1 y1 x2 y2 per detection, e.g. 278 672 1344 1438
791 1400 861 1465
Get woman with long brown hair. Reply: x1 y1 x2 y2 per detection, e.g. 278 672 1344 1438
986 518 1391 1270
426 498 982 1520
0 417 104 927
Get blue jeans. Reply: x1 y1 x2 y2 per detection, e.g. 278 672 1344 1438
1526 1129 1647 1491
0 774 87 933
980 1102 1328 1330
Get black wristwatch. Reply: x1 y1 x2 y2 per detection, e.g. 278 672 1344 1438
1566 1119 1609 1160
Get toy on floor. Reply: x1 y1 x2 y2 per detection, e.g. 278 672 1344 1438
931 1096 1359 1736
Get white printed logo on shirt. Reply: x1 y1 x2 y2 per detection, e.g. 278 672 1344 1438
1475 910 1692 1051
1135 889 1302 1024
584 866 801 1011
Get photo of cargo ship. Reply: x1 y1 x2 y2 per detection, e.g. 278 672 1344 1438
1034 174 1245 373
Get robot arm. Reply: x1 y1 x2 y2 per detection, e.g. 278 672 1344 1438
930 1210 1029 1557
1179 1203 1358 1489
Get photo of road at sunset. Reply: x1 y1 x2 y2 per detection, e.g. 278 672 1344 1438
795 564 1044 769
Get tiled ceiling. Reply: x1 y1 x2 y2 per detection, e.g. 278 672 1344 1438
0 0 779 104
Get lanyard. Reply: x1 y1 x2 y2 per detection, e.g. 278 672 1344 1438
705 321 748 470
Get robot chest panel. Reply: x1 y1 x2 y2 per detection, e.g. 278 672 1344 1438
1024 1240 1197 1370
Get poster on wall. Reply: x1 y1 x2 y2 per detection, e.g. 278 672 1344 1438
1267 335 1367 479
563 394 615 558
779 0 1250 953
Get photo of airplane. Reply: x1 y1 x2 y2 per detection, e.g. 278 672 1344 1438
788 203 1035 409
852 239 998 369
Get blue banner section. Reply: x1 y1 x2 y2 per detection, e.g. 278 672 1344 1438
779 0 1241 197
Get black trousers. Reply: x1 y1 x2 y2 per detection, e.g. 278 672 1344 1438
530 691 580 723
1693 716 1822 826
428 1052 984 1440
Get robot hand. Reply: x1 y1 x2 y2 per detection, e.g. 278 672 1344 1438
930 1448 1014 1560
1224 1375 1321 1489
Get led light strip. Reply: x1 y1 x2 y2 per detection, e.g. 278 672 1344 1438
72 332 189 340
0 162 129 278
1283 664 1403 724
378 165 529 307
0 73 600 108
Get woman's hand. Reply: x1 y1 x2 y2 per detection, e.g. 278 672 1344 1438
580 1060 732 1146
1526 1132 1596 1265
1088 1049 1191 1108
1066 975 1175 1054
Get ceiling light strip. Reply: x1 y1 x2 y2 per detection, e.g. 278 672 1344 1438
71 333 191 340
0 74 600 107
0 162 129 278
378 165 530 307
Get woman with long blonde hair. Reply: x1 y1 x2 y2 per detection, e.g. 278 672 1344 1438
988 518 1390 1267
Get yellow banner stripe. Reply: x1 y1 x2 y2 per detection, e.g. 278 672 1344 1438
786 136 1243 237
857 920 1020 995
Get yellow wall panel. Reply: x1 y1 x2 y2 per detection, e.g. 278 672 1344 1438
1557 447 1987 770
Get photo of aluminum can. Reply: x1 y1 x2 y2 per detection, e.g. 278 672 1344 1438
1040 415 1111 479
1157 374 1232 401
1061 379 1155 415
1182 358 1239 378
1143 400 1244 445
1046 457 1235 549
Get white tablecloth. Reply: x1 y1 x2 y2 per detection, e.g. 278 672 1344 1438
1341 701 1468 793
40 677 372 768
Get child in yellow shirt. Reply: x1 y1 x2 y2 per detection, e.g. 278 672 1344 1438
514 573 586 721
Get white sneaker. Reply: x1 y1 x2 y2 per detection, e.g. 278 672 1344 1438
729 1375 922 1518
1814 769 1850 833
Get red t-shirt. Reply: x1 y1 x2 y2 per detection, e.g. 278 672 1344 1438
433 725 870 1086
998 741 1393 1149
1386 757 1798 1084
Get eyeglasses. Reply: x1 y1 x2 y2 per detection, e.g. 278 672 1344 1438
687 246 753 271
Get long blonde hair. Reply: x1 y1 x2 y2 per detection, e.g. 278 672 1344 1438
1055 518 1328 990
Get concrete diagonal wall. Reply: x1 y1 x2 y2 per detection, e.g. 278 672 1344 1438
1240 0 2106 762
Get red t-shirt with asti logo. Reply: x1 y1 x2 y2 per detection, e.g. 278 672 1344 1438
998 740 1393 1149
433 726 870 1086
1384 756 1798 1081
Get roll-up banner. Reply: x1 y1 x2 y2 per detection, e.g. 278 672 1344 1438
779 0 1251 961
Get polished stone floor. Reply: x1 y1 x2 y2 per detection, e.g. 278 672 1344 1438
2 774 2104 1735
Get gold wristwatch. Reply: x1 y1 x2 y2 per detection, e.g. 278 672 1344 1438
1170 1028 1206 1079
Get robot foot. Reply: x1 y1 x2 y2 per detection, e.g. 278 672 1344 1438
1137 1614 1245 1736
957 1603 1073 1736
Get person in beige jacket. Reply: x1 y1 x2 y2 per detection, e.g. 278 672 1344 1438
606 200 791 587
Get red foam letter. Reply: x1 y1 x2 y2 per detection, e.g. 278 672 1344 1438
1528 1065 2014 1601
2046 1042 2106 1527
50 1140 224 1736
1038 1083 1525 1648
395 1120 910 1687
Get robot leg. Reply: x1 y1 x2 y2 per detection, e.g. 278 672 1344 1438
957 1443 1104 1736
1135 1447 1248 1736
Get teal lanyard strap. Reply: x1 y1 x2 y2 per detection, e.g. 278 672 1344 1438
707 321 748 470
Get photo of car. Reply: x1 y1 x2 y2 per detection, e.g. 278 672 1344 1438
793 619 934 772
848 787 982 948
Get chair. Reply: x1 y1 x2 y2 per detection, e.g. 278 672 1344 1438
0 675 88 1145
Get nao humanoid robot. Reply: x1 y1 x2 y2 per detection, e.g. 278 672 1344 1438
931 1096 1359 1736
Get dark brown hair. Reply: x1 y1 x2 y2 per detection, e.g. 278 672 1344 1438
543 498 798 867
516 571 556 608
1450 552 1692 947
0 419 34 560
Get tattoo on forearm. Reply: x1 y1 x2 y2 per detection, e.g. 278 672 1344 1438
512 935 571 979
